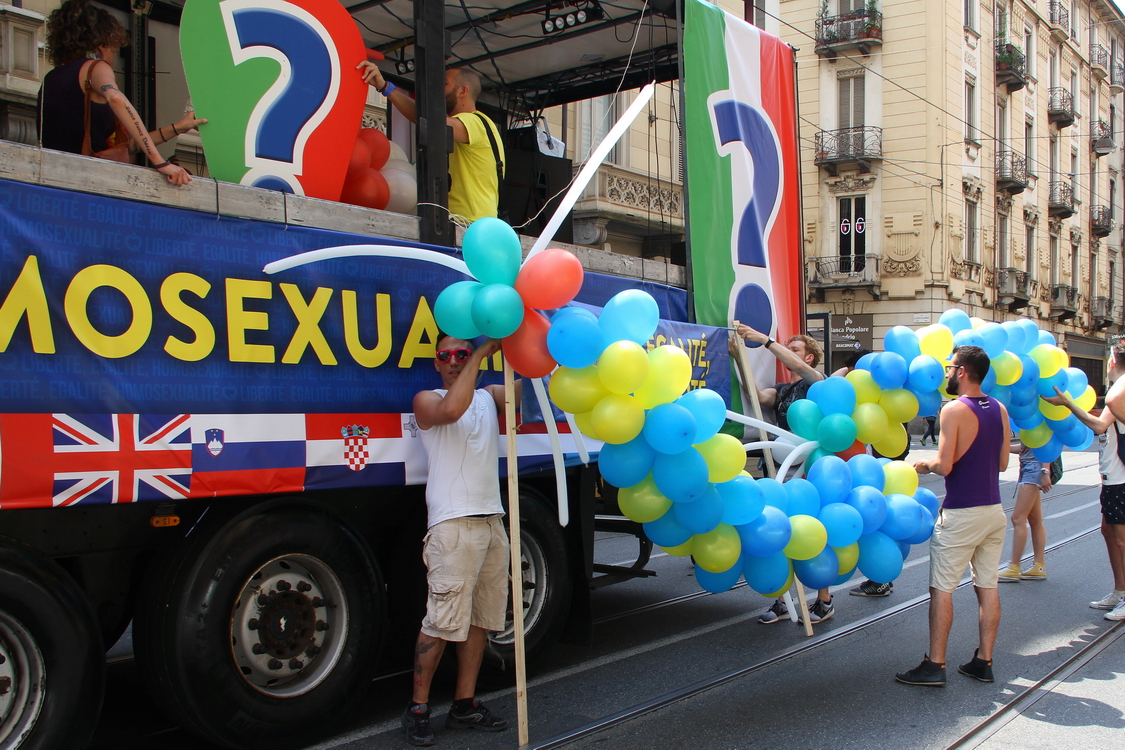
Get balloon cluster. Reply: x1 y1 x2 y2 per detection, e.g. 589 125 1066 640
433 218 585 378
341 128 418 214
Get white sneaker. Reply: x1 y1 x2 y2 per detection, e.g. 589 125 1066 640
1106 600 1125 622
1090 592 1125 611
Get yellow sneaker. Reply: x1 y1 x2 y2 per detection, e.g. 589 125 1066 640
1020 562 1047 580
998 563 1022 582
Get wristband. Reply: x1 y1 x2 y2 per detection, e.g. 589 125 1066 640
379 81 396 97
171 123 180 136
152 160 171 170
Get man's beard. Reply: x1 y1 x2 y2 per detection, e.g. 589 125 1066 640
445 89 457 114
946 374 960 396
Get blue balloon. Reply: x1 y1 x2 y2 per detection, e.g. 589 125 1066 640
643 509 693 547
643 403 698 455
1065 367 1089 397
676 389 727 444
981 365 997 395
834 567 859 586
953 328 985 350
990 384 1012 406
908 355 944 392
876 457 892 466
653 447 710 503
857 531 904 583
847 453 886 491
804 447 835 470
599 289 659 345
462 217 522 285
673 486 724 534
695 559 744 593
433 280 483 340
757 477 789 513
471 283 525 338
1046 414 1079 434
547 308 604 369
870 351 908 389
913 487 940 518
1015 355 1040 390
855 352 877 371
1001 320 1028 355
1037 329 1056 347
884 326 922 362
1017 319 1041 350
598 437 656 488
895 539 912 561
977 322 1009 358
809 376 857 416
1038 369 1069 398
717 475 765 526
784 478 822 517
914 388 942 418
1031 437 1063 463
846 485 888 534
1071 426 1095 451
818 502 864 548
880 494 925 540
742 550 793 593
939 308 973 335
1008 401 1039 422
1058 422 1090 449
1010 382 1039 407
1013 411 1044 431
794 547 840 590
904 505 936 545
737 505 792 557
806 455 852 505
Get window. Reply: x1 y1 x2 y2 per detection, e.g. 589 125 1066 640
750 0 767 29
1070 71 1079 117
998 213 1010 268
1024 26 1034 67
838 196 867 273
578 95 622 166
964 80 977 142
1111 259 1116 304
964 0 975 30
997 99 1008 149
1025 224 1036 276
1049 235 1060 285
838 73 865 132
1112 104 1117 140
1071 243 1080 285
965 199 978 263
1049 134 1059 179
1025 119 1035 171
1091 250 1098 302
1111 179 1117 219
1071 149 1080 194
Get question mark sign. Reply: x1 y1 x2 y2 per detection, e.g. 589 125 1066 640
221 0 339 195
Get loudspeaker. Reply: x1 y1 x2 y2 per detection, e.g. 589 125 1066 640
500 146 573 243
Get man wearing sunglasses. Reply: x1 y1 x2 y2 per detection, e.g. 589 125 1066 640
896 345 1010 688
402 334 511 745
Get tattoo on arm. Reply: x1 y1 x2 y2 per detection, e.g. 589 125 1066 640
99 84 119 93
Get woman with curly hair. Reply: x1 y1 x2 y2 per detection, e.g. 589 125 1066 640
38 0 205 185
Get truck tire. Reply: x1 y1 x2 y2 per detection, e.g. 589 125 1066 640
0 540 104 750
133 502 384 750
480 492 571 687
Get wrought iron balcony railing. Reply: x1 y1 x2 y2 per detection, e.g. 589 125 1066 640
995 42 1028 92
1048 181 1075 218
1112 62 1125 93
996 151 1029 194
808 254 880 286
1048 2 1070 38
813 126 882 173
1091 205 1114 237
1048 87 1076 128
1091 43 1110 77
814 9 883 58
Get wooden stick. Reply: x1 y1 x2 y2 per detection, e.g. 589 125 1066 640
504 361 529 746
731 326 814 637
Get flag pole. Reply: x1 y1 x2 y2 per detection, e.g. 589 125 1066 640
503 360 529 745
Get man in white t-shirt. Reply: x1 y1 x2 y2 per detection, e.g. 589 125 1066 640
402 335 511 746
1046 341 1125 621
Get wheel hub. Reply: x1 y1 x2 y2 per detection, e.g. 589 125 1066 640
0 610 46 747
258 591 315 659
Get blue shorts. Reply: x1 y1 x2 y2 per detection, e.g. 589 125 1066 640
1018 453 1042 486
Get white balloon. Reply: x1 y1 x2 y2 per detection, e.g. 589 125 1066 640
383 158 416 178
381 168 417 215
387 140 409 164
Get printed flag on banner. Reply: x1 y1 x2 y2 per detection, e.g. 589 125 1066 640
683 0 804 392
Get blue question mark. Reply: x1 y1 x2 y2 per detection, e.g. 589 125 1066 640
224 2 338 194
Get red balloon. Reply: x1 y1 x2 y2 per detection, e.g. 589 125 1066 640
502 308 555 378
347 138 372 178
514 248 584 310
358 128 391 170
340 168 390 210
836 439 868 460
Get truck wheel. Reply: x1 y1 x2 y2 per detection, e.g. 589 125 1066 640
134 503 384 750
0 541 103 750
482 493 571 686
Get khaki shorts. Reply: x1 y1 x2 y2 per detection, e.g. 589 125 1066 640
929 504 1007 593
421 515 510 641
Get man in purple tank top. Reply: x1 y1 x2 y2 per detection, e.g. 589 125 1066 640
895 345 1010 687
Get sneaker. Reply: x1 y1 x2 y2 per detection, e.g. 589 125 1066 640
1020 562 1047 580
1090 591 1125 610
998 563 1022 582
758 598 788 624
895 656 946 687
1106 600 1125 622
957 648 994 683
807 596 834 624
446 699 508 732
402 704 435 747
850 580 893 597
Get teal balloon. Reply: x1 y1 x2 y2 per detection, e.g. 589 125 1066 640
433 280 483 340
470 283 525 338
676 388 728 444
599 289 659 345
804 446 835 469
547 308 604 369
786 399 824 440
717 475 765 526
784 478 821 517
742 550 793 594
736 506 792 557
695 559 743 593
816 413 857 453
857 531 904 584
462 217 522 286
809 377 856 416
847 453 885 491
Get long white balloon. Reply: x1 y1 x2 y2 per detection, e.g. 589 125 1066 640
530 376 569 527
776 440 819 482
724 410 803 445
263 244 470 275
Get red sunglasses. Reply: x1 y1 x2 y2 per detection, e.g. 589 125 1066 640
436 348 471 362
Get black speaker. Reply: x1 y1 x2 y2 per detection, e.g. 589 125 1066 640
500 145 573 243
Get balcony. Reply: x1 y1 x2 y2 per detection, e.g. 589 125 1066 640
813 126 882 175
1048 2 1070 42
1112 62 1125 95
1091 205 1114 237
1091 44 1110 80
995 42 1029 93
1092 296 1113 329
807 254 880 294
996 151 1029 194
1048 88 1076 128
997 268 1035 311
814 9 883 59
1092 120 1115 157
1050 283 1078 320
1048 181 1075 218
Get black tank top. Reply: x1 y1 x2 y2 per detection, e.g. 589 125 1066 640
38 58 116 155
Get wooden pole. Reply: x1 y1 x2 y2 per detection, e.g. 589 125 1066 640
504 361 529 745
731 327 814 637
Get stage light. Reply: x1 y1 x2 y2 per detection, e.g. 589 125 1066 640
566 13 577 26
542 3 604 34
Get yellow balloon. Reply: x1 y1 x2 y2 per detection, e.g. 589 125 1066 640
693 523 742 573
634 345 692 408
1039 398 1071 422
883 460 919 496
1029 344 1062 378
762 565 795 599
880 388 920 424
918 324 954 361
549 365 608 414
618 474 672 523
661 539 695 557
598 340 649 395
834 542 860 574
970 316 987 329
783 515 828 560
873 422 908 458
1052 346 1070 373
1020 422 1053 449
695 433 747 483
1076 385 1097 412
938 378 953 400
846 368 882 404
591 394 644 444
991 351 1023 386
573 410 601 439
853 402 890 445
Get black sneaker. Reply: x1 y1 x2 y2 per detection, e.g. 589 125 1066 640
850 579 893 597
446 699 508 732
807 596 834 624
895 656 946 687
758 598 788 624
402 704 435 746
957 649 994 683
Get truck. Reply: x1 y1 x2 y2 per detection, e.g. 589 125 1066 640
0 1 800 748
